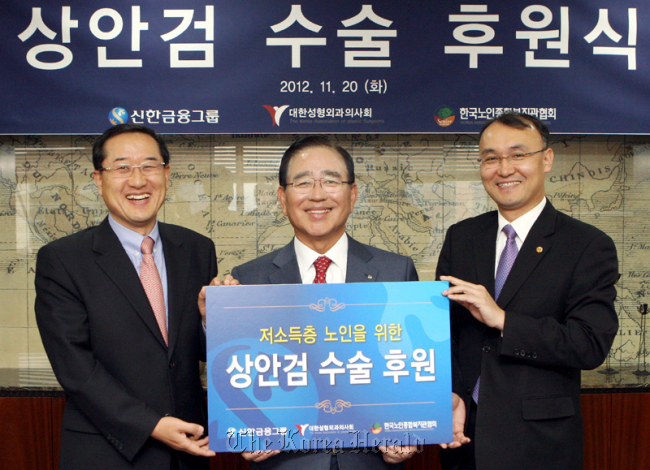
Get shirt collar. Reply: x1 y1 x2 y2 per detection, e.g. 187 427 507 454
497 197 546 242
294 233 348 278
108 215 162 256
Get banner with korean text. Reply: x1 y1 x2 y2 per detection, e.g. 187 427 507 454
2 0 648 134
205 281 452 453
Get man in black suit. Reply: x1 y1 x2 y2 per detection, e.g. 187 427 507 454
437 113 619 469
35 124 218 469
207 136 419 469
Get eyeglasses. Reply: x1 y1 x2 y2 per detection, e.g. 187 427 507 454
286 176 351 194
478 148 547 168
100 161 167 177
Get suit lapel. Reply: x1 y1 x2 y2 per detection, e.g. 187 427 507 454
160 223 189 357
473 214 498 296
93 219 168 349
345 237 378 283
496 202 556 308
269 240 302 284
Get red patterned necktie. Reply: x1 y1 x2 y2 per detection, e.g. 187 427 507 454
140 237 168 345
313 256 332 284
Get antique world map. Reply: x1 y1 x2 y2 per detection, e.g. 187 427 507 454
1 133 648 386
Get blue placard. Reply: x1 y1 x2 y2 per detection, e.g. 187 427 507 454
206 281 451 453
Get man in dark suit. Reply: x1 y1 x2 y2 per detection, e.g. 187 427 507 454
436 113 619 469
35 124 218 469
224 136 419 469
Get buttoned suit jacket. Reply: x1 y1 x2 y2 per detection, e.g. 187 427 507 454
231 235 419 470
35 217 218 470
436 201 619 470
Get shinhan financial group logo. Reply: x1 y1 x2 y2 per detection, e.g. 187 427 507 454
295 423 309 436
109 107 128 125
434 106 455 127
263 105 290 126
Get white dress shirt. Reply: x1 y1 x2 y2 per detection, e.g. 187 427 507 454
494 197 546 276
294 233 348 284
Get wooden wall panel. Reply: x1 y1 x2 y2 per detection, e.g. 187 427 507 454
581 394 611 470
406 444 442 470
0 397 54 470
210 452 245 470
51 397 66 468
610 393 650 470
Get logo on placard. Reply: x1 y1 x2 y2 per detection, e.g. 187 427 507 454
370 423 382 434
434 106 455 127
295 423 310 436
108 107 128 125
226 427 237 437
263 105 290 126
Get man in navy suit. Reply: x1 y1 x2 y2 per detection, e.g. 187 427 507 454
207 136 419 470
437 113 619 469
35 124 218 469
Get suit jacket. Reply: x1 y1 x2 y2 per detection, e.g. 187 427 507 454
231 235 418 470
436 201 619 470
35 217 218 470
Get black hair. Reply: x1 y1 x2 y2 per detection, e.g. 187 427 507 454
278 136 355 187
92 124 170 170
478 112 550 148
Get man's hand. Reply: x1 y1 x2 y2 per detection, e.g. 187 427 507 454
440 275 506 330
241 450 281 462
151 416 215 458
439 392 470 449
198 275 240 325
379 444 418 464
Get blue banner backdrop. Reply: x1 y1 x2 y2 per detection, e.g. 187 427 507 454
2 1 648 134
205 281 452 453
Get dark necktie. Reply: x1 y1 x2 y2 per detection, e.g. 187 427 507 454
313 256 332 284
473 224 519 403
140 237 168 345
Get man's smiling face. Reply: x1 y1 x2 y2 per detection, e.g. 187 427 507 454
93 132 170 235
479 121 554 222
277 145 357 254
